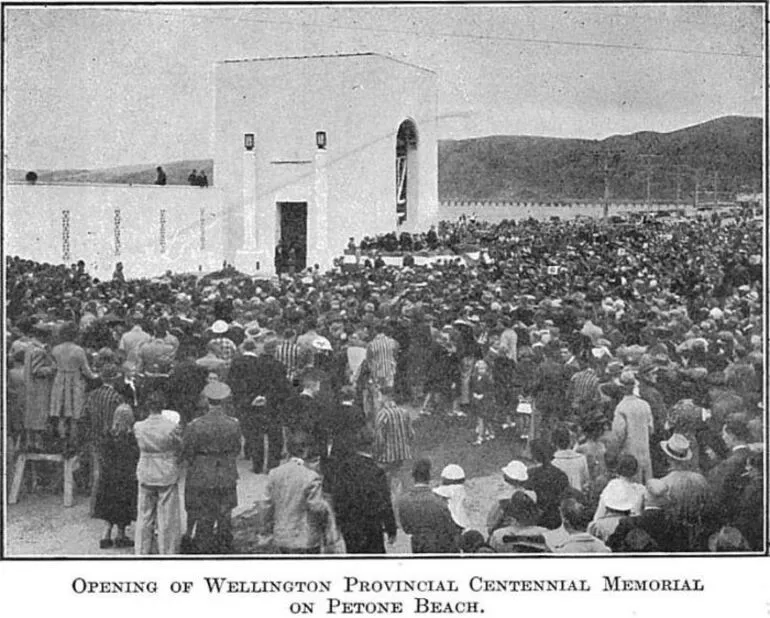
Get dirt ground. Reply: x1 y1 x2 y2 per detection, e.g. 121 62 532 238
4 407 528 556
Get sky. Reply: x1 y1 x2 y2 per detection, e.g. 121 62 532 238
3 3 765 170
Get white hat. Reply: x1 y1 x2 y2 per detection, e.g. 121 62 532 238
603 481 637 512
501 460 528 482
660 433 693 462
440 464 465 482
312 337 333 352
161 409 180 425
211 320 229 334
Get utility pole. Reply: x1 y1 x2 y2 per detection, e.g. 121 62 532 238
646 170 652 206
602 157 612 219
639 154 659 211
594 148 623 219
712 170 719 206
693 169 702 208
675 171 682 204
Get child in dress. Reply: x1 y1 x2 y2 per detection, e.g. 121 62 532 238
471 359 496 445
93 404 139 549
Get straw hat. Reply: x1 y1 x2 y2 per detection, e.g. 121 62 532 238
660 433 693 462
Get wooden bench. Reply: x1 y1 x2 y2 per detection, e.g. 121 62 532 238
9 453 79 507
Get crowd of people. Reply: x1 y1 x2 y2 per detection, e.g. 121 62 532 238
5 210 764 555
349 216 484 257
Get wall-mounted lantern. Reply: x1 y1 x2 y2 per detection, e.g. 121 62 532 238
315 131 327 150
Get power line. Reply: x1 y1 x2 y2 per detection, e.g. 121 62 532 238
85 7 763 59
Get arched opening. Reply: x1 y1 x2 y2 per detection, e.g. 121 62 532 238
396 119 418 226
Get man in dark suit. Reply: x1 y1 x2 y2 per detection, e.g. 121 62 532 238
708 416 752 526
397 459 460 553
229 338 291 473
532 343 572 439
325 426 397 554
181 382 242 554
525 439 570 530
164 346 208 424
326 385 366 462
607 479 678 552
283 368 328 463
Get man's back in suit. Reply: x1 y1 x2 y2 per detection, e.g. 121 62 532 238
398 485 459 553
607 508 676 552
326 452 396 553
265 457 328 552
708 446 751 524
228 353 262 408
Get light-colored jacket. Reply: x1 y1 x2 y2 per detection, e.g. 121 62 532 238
264 457 329 550
551 450 590 492
134 414 182 486
611 394 654 483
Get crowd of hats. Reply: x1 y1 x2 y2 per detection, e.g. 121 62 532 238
6 214 762 379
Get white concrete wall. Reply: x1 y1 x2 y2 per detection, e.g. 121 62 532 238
438 201 694 223
214 54 438 273
4 183 224 279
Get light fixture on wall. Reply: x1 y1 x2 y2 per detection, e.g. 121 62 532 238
315 131 327 150
244 133 255 151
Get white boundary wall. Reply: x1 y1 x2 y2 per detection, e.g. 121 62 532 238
438 200 694 223
4 182 224 279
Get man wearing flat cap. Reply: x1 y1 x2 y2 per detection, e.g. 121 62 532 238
181 381 242 553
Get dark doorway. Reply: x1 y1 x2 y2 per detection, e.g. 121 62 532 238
277 201 307 273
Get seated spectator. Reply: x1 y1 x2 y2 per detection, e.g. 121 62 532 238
487 460 538 534
525 439 570 529
433 464 472 531
588 481 635 542
460 529 494 554
607 478 676 552
551 424 590 492
546 498 611 554
489 492 550 553
592 454 645 521
708 526 752 552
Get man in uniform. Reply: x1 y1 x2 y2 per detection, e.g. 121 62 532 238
181 382 242 554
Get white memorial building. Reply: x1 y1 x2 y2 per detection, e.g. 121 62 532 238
214 52 439 273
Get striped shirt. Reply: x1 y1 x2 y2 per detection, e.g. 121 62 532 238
568 367 601 412
83 384 125 445
366 334 399 386
274 341 301 382
375 400 414 464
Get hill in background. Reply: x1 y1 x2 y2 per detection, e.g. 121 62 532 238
8 116 762 202
439 115 762 202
